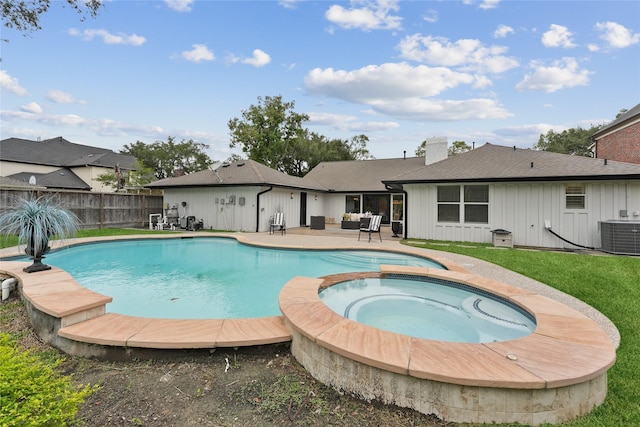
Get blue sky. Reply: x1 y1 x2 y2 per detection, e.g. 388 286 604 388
1 0 639 161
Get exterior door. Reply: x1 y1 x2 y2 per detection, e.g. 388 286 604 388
363 194 391 224
299 192 307 226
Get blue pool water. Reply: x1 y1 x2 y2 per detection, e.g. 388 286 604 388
33 237 444 319
319 276 536 343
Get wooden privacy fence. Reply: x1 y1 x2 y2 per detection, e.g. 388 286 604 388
0 189 164 229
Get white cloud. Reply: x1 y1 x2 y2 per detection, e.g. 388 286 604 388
370 98 511 121
397 34 518 74
541 24 576 48
46 89 86 104
307 111 399 132
68 28 146 46
180 44 215 63
304 62 511 121
494 24 514 39
306 62 475 101
278 0 301 9
241 49 271 67
164 0 193 12
0 70 29 96
20 102 42 114
325 0 402 31
516 57 591 93
595 21 640 48
422 9 438 23
480 0 500 9
463 0 502 10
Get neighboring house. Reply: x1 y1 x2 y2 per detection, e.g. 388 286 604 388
0 137 137 192
383 143 640 249
146 142 640 250
591 102 640 165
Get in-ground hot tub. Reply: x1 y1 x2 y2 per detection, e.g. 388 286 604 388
279 265 616 426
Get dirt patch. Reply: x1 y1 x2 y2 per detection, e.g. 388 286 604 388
1 292 449 427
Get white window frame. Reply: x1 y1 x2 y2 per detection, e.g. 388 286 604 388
565 184 586 210
437 185 489 224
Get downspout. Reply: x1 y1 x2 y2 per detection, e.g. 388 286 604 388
256 186 274 232
402 188 408 239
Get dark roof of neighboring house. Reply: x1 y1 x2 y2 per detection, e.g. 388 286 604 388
146 159 323 191
0 176 46 189
303 156 426 192
384 143 640 185
7 168 91 190
0 137 137 170
592 102 640 139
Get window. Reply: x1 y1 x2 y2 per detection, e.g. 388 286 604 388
345 195 360 213
437 186 460 222
437 185 489 223
565 184 585 209
464 185 489 223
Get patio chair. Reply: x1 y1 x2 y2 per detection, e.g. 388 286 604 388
358 214 382 242
270 212 286 235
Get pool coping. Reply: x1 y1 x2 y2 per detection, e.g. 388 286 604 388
279 265 616 389
0 232 616 388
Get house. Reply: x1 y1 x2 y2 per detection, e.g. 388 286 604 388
591 102 640 165
146 142 640 250
383 143 640 249
0 137 137 192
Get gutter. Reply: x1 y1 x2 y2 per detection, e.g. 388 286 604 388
256 186 273 232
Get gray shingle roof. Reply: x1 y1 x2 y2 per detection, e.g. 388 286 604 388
0 137 137 170
303 156 426 192
7 168 90 190
384 143 640 184
592 102 640 139
146 159 323 190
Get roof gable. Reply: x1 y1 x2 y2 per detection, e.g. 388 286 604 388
7 168 91 190
385 143 640 184
146 159 320 190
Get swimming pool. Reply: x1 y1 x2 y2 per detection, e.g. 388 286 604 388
319 275 536 343
37 237 444 319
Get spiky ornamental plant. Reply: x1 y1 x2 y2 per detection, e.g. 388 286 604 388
0 194 79 273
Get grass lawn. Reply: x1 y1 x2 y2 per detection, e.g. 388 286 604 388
404 240 640 426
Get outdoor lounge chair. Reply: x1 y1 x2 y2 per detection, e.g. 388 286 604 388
358 214 382 242
270 212 286 235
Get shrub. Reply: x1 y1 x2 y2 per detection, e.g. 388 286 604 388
0 334 97 426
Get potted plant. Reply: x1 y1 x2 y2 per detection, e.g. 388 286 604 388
0 194 79 273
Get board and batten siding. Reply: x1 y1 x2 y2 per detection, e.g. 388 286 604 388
405 180 640 249
162 187 303 232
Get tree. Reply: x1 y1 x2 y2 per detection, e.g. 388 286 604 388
228 95 309 174
121 137 214 180
534 125 602 156
415 139 470 157
228 95 371 177
96 160 155 191
1 0 101 34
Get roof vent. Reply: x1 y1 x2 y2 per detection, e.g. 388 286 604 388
237 162 245 167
